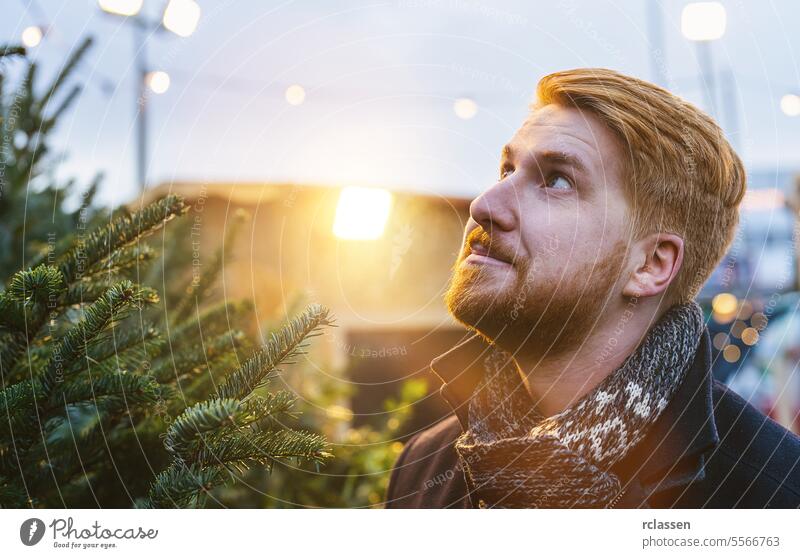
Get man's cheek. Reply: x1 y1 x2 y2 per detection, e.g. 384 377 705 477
527 232 563 275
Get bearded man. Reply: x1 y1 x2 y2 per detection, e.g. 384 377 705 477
384 68 800 508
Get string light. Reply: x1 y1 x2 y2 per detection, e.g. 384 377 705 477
722 344 741 363
711 292 737 323
146 71 170 94
453 97 478 119
285 84 305 106
741 328 759 346
780 94 800 117
162 0 201 37
21 26 43 48
730 320 746 338
751 312 768 331
681 2 726 41
712 332 729 350
97 0 142 17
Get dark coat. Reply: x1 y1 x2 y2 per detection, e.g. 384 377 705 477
384 328 800 508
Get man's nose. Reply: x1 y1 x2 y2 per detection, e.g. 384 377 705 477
469 181 517 233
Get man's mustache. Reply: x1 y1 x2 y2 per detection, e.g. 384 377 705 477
463 227 517 265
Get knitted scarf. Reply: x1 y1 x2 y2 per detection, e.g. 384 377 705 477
454 301 705 508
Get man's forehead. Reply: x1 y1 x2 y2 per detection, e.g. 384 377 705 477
506 104 609 160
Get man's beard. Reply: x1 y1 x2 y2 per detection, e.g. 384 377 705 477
444 231 626 357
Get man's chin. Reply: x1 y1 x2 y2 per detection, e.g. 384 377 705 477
445 284 511 343
445 273 591 354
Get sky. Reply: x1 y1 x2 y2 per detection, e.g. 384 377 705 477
3 0 800 207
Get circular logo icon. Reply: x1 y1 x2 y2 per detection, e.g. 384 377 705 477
20 518 45 546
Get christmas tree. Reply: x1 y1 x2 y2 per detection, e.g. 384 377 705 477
0 194 334 508
0 43 334 509
0 37 106 277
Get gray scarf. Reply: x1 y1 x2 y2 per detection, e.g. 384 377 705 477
454 302 705 508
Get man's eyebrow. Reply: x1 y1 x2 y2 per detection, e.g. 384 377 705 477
536 150 588 175
501 144 588 175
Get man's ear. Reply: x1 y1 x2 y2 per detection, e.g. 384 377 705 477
622 233 684 298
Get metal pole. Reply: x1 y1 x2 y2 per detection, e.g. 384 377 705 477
721 68 740 153
696 40 717 119
646 0 668 88
134 23 148 193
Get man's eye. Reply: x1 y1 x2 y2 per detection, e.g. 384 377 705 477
546 174 572 190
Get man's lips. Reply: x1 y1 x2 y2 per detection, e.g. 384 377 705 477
465 241 512 266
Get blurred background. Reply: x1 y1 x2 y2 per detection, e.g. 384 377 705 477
2 0 800 506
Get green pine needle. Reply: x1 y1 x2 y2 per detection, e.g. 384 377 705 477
57 195 188 285
217 303 334 400
5 265 65 306
164 398 242 459
58 371 161 407
195 427 330 474
141 463 227 509
40 281 158 397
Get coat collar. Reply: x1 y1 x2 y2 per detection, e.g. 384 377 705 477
430 332 492 430
612 327 719 497
429 327 720 501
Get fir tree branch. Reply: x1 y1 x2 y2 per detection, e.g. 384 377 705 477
236 392 299 430
56 195 188 285
163 398 241 459
22 410 116 489
0 378 39 436
83 243 157 281
0 45 26 60
5 265 65 306
70 322 162 377
41 281 158 397
163 391 299 461
57 372 161 408
0 266 65 371
195 428 330 474
141 462 226 509
40 84 80 135
61 280 115 307
0 475 29 508
0 326 30 378
216 303 334 400
37 36 92 116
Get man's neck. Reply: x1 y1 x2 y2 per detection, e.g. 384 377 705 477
507 304 664 417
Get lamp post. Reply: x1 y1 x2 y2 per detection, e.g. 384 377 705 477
646 1 668 88
97 0 200 193
681 2 727 119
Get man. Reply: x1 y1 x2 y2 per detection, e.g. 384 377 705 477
384 68 800 508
